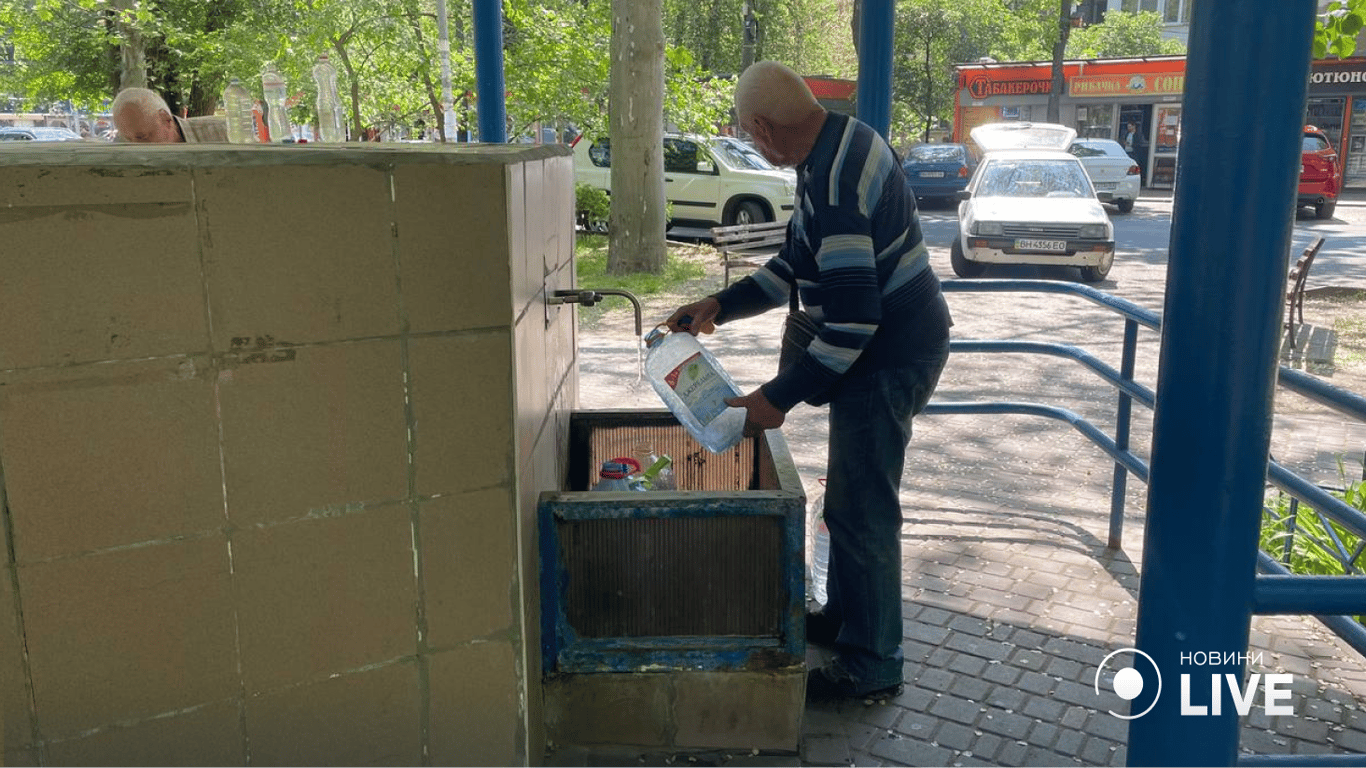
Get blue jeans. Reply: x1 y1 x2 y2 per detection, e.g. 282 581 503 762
821 345 948 688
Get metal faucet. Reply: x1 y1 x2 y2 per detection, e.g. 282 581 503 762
549 288 643 338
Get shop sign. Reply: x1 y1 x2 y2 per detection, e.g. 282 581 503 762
1309 64 1366 93
966 74 1053 100
1069 73 1185 97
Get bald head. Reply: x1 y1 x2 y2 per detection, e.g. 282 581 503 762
735 61 827 168
112 87 182 143
735 61 822 126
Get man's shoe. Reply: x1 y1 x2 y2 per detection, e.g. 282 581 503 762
805 611 840 646
805 663 903 704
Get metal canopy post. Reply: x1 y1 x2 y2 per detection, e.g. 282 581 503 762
1127 1 1316 765
855 0 894 139
472 0 507 143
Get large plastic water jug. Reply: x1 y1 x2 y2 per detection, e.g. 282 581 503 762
642 326 746 454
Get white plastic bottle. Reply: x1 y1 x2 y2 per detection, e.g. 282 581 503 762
807 489 829 606
312 54 344 143
592 458 644 491
261 63 292 142
222 78 257 144
642 326 747 454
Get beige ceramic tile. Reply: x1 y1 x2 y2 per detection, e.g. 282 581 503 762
3 747 38 767
427 643 520 766
408 332 515 496
392 163 512 335
1 570 33 754
418 493 517 648
217 340 408 526
0 196 206 369
197 164 400 348
18 538 237 738
245 661 420 766
232 507 417 694
0 165 192 208
514 313 549 473
0 360 223 562
512 160 539 320
542 673 671 749
44 701 244 767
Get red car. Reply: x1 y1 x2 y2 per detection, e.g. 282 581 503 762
1298 125 1342 219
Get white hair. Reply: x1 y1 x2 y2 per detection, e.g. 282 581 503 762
734 61 820 127
111 87 172 119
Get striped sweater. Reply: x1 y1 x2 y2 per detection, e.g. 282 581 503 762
714 112 952 411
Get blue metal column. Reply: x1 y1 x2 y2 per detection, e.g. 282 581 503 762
855 0 894 138
472 0 507 143
1126 2 1316 765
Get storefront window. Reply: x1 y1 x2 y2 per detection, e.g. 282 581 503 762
1074 103 1113 139
1307 97 1345 151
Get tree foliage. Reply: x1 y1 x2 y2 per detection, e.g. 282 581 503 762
1065 10 1185 59
1317 0 1366 59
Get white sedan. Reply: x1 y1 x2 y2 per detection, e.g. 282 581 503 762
951 123 1115 283
1068 138 1141 213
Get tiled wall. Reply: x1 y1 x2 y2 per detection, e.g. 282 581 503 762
0 144 576 766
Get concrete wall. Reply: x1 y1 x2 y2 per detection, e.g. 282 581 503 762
0 143 576 766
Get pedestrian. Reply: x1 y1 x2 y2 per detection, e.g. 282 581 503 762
111 87 228 144
1122 120 1148 183
663 60 953 703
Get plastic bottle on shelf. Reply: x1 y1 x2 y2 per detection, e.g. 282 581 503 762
261 63 292 143
222 78 257 144
312 54 344 143
592 458 644 491
807 484 829 606
642 324 746 454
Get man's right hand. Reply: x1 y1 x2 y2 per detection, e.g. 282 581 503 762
666 297 721 336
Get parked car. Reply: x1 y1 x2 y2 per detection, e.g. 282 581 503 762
1067 138 1140 213
1298 125 1342 220
0 126 84 142
572 133 796 228
951 122 1115 283
902 142 976 204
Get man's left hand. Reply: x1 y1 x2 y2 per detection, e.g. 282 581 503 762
725 390 785 437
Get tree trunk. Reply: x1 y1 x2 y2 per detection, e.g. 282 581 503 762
114 0 146 90
607 0 667 275
923 33 932 143
1047 0 1072 123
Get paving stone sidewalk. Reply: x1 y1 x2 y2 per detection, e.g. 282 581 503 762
567 236 1366 764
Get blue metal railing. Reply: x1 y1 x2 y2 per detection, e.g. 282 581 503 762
932 278 1366 765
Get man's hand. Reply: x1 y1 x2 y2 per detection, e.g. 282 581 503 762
726 389 785 437
666 297 721 336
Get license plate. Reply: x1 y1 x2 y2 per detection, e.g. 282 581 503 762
1094 182 1117 190
1015 238 1067 252
919 171 945 178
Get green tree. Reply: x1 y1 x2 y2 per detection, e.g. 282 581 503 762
890 0 1001 147
1065 10 1186 58
1317 0 1366 59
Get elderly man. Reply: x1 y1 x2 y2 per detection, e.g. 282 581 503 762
111 88 228 143
665 61 952 703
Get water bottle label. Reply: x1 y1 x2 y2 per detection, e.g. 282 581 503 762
663 352 738 426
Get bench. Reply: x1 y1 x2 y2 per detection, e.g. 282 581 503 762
710 220 788 286
1285 236 1325 350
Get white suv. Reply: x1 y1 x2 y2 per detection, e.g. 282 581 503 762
572 133 796 227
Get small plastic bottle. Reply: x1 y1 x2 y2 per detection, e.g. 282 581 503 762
261 63 292 143
592 458 643 491
631 444 677 491
222 78 257 144
642 326 747 454
807 488 829 607
312 54 344 143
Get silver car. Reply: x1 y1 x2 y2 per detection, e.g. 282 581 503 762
1068 138 1141 214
